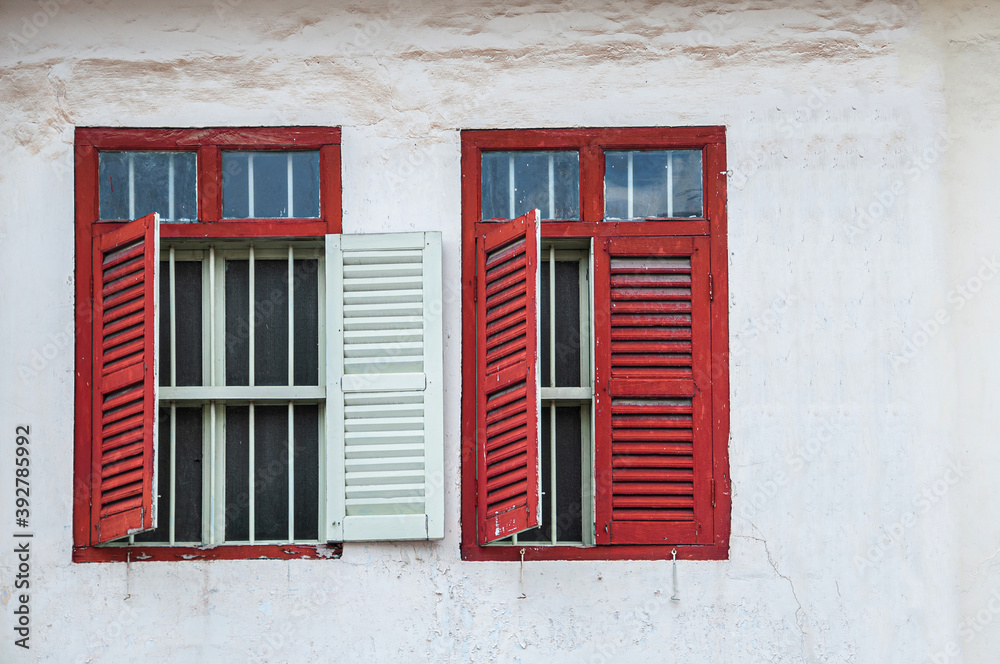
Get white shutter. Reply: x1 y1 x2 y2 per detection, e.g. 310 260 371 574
324 232 444 541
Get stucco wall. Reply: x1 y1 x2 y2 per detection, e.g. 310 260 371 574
0 0 995 662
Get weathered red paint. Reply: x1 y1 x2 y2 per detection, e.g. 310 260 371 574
73 127 342 561
91 213 159 544
461 127 730 562
73 543 343 563
476 210 541 544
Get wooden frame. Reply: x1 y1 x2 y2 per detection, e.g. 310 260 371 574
461 127 730 561
73 127 343 563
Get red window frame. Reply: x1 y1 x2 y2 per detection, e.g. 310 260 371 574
460 127 731 561
73 127 343 562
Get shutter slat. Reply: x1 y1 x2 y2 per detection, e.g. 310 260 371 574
476 210 541 544
91 213 159 545
326 231 444 541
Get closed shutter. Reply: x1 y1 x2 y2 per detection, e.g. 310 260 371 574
325 232 444 541
476 210 542 544
595 235 714 545
90 212 160 544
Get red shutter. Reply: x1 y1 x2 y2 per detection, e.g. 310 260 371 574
90 213 159 544
476 210 541 544
595 236 713 545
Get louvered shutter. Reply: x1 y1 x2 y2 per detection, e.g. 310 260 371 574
595 236 714 545
90 212 160 544
325 232 444 541
476 210 542 544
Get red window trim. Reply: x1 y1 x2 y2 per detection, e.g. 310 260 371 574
460 127 731 562
73 127 343 563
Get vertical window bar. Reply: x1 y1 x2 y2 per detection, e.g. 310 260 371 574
287 153 294 218
168 153 176 221
169 247 177 387
508 154 516 219
249 244 255 387
209 246 217 387
248 402 255 544
550 403 557 545
209 402 217 545
247 153 255 218
548 245 557 544
288 245 295 387
667 151 674 218
127 153 135 220
288 402 295 542
626 151 634 219
169 403 177 544
548 153 555 220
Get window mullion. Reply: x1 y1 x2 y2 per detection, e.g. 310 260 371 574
249 244 255 388
249 402 255 544
169 247 177 387
169 404 177 545
168 153 176 221
288 402 295 542
287 153 294 218
128 152 135 220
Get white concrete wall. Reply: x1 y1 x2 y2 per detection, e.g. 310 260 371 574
0 0 995 661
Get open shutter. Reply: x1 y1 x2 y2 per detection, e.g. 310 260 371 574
90 212 160 544
325 231 444 541
476 209 542 544
595 235 714 545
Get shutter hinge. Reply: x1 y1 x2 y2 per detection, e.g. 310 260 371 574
709 273 714 302
711 478 716 508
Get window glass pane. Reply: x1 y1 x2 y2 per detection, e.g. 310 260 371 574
225 406 250 541
554 261 581 387
98 151 197 222
293 405 320 540
481 151 579 220
174 261 203 386
554 406 583 542
293 259 319 386
222 153 250 218
255 260 290 386
133 408 173 543
605 150 703 219
173 407 205 543
254 405 289 541
291 152 320 218
517 406 553 543
252 152 288 218
225 260 251 386
98 152 129 220
222 151 321 219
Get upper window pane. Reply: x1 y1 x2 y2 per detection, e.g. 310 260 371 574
482 151 579 220
605 150 703 219
222 151 320 219
99 151 197 222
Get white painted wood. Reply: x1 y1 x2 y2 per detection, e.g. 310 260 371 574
159 386 325 401
324 233 346 542
325 230 445 541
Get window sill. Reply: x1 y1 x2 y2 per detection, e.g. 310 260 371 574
72 542 343 563
461 543 729 562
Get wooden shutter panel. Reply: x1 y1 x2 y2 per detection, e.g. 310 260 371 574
325 231 444 541
476 210 542 544
90 212 160 544
595 235 714 545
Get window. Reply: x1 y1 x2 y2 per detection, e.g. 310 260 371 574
460 128 731 561
74 128 444 562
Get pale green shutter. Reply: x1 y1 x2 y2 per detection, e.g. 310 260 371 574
324 232 444 541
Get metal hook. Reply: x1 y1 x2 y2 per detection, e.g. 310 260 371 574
518 548 527 599
670 548 680 602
